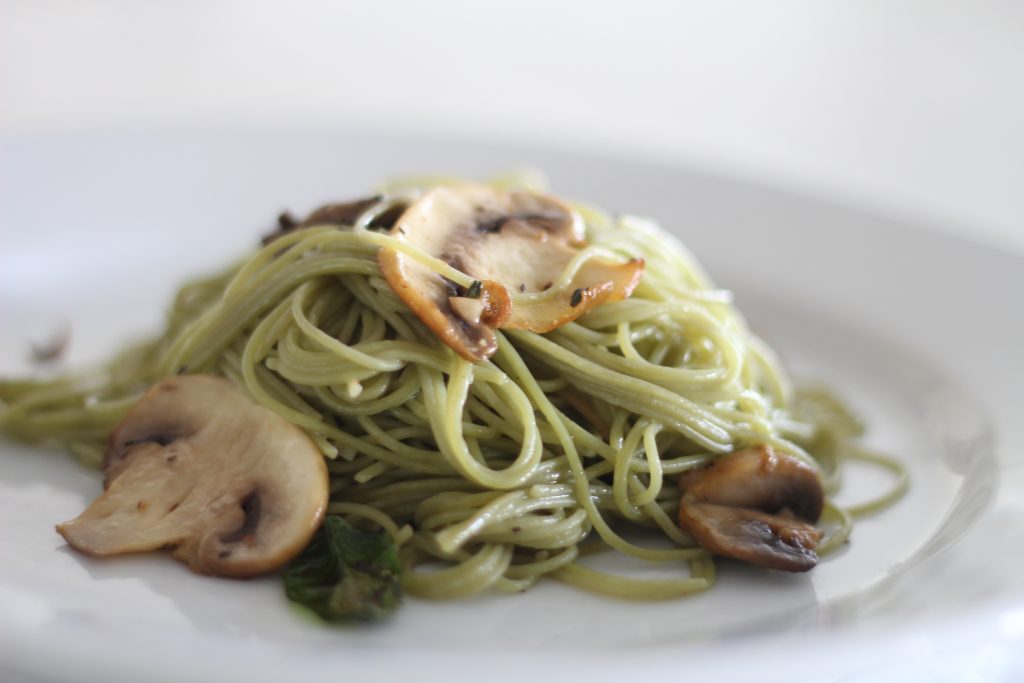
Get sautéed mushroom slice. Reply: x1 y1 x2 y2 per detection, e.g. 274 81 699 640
677 446 825 572
57 375 329 577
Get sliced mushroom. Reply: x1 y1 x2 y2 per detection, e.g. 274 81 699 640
677 446 825 572
262 196 409 245
56 375 329 577
378 183 644 361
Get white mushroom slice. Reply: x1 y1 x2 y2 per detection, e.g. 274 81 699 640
56 375 328 577
677 446 825 572
378 183 643 361
449 296 487 325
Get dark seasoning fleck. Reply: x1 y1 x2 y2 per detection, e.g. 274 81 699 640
570 288 586 307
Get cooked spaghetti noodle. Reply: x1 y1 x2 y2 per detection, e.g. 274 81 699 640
0 175 907 600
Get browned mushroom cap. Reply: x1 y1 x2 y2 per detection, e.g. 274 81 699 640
677 446 825 572
378 183 644 361
262 196 409 245
56 375 329 577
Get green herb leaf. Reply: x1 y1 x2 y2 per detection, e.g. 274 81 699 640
283 516 402 622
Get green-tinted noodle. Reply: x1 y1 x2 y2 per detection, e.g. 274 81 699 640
0 175 907 601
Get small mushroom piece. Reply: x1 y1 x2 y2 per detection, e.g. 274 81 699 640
56 375 329 577
378 183 643 361
262 196 409 245
677 446 825 572
298 196 385 228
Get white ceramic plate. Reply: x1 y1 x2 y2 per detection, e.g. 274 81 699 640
1 131 1022 683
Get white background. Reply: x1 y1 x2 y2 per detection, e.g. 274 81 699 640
2 0 1022 253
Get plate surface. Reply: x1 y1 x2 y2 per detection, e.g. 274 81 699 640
1 130 1022 683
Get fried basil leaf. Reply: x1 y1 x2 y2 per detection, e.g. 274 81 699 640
283 516 401 622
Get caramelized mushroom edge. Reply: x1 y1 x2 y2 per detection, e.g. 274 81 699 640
677 446 826 572
378 183 644 361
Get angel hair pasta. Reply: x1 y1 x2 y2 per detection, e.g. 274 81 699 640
0 174 907 608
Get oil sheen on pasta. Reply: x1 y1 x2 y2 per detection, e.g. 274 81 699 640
0 175 907 600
